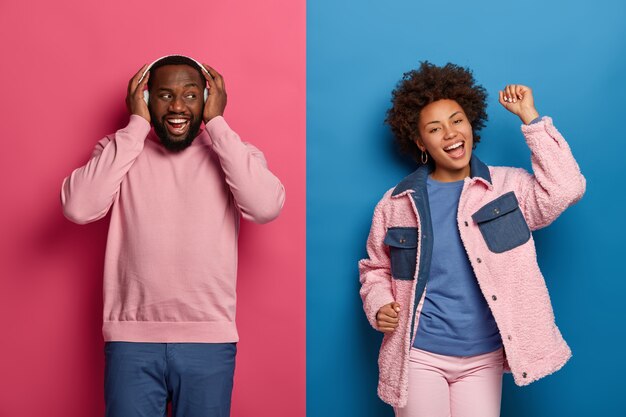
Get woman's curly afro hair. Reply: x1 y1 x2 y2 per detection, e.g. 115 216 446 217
386 62 488 163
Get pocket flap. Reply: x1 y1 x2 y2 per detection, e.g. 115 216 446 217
384 227 418 248
472 192 520 224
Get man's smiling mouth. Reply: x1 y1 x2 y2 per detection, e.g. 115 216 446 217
165 117 190 136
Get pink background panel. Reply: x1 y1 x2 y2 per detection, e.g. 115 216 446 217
0 1 305 417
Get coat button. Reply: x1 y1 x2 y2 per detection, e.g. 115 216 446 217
464 221 469 227
493 208 500 215
507 335 512 341
492 295 497 301
477 258 482 263
522 372 527 378
399 238 406 244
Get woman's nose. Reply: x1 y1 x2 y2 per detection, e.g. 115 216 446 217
443 126 457 139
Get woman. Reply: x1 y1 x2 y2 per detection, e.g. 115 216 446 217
359 62 585 417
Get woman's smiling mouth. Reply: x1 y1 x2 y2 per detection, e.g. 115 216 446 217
443 141 465 159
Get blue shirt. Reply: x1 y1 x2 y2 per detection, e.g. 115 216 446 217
413 177 502 356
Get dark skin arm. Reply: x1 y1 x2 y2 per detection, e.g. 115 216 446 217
201 64 227 123
126 64 151 123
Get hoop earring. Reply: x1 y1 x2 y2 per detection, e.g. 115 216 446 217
421 151 428 164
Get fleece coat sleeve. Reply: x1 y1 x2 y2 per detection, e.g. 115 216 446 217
359 191 396 329
513 117 586 231
61 115 151 224
204 116 285 224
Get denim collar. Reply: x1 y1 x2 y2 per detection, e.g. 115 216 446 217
391 154 492 197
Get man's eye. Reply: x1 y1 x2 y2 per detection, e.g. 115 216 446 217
160 94 172 100
185 94 197 99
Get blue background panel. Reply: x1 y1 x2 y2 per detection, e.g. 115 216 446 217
307 1 626 416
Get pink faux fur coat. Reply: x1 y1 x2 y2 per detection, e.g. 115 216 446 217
359 117 585 408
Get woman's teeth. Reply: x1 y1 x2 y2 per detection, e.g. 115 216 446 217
444 141 465 158
444 142 463 151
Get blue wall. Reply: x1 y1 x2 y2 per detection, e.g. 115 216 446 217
307 1 626 416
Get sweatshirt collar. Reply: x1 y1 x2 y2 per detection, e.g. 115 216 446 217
391 154 492 197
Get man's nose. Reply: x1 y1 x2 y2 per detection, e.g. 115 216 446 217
168 96 185 112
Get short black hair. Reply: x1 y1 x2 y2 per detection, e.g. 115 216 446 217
386 62 488 163
147 55 204 90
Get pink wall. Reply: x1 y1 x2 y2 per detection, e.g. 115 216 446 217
0 1 305 416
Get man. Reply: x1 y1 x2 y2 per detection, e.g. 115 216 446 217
61 55 285 417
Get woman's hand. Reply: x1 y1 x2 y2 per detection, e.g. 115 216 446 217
499 84 540 125
376 302 401 333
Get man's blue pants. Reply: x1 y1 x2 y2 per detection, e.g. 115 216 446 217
104 342 236 417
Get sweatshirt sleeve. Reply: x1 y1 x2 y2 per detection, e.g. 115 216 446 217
61 115 151 224
203 116 286 224
358 193 396 329
514 116 586 231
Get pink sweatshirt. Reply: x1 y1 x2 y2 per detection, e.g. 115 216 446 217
61 115 285 343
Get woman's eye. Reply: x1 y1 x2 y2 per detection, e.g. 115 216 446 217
429 127 439 134
453 119 463 124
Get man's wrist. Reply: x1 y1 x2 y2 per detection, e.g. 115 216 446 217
129 113 151 126
132 112 150 124
203 114 223 124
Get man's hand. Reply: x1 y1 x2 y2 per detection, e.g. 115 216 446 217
126 64 151 123
498 84 540 125
376 302 401 333
201 64 227 123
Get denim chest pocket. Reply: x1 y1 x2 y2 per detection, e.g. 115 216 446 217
384 227 418 280
472 191 531 253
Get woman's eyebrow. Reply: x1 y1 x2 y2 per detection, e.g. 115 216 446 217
424 112 462 126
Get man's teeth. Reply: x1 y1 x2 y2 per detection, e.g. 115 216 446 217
444 142 463 151
168 119 188 124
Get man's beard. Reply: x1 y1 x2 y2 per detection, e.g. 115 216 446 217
151 112 203 152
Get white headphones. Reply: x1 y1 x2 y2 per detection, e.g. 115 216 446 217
139 55 209 104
